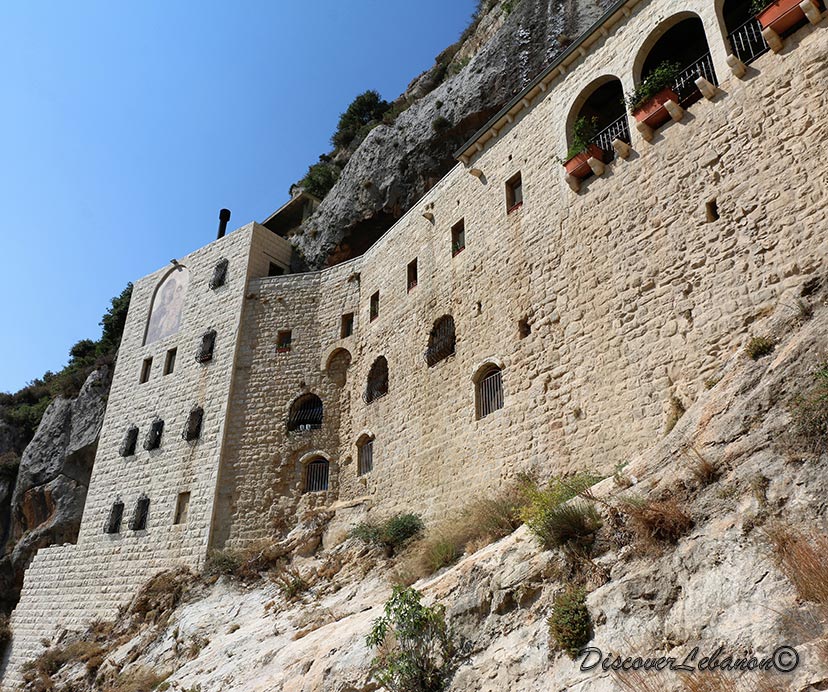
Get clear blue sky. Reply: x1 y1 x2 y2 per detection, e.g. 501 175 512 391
0 1 476 393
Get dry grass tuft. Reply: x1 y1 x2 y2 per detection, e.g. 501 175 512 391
785 362 828 457
745 336 775 360
102 666 167 692
683 447 719 486
205 540 290 582
128 567 194 625
765 523 828 606
620 496 693 546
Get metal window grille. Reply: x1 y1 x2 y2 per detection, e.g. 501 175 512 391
673 52 719 106
358 440 374 475
594 114 632 158
209 258 229 289
424 316 456 367
129 496 150 531
143 418 164 451
364 357 389 403
305 460 329 493
104 500 124 534
183 406 204 441
196 329 217 363
728 17 769 65
477 368 504 419
287 395 323 431
120 425 139 457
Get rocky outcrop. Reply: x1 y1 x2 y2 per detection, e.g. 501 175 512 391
0 368 110 612
292 0 615 268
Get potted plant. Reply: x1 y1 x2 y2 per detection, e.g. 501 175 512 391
626 61 681 129
752 0 812 35
561 116 604 179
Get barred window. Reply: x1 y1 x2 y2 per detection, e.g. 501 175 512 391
287 394 323 432
143 418 164 451
209 258 229 289
424 315 456 367
104 499 124 534
120 425 139 457
475 365 504 420
357 437 374 476
196 329 217 363
183 406 204 441
364 356 389 404
129 495 150 531
304 459 329 493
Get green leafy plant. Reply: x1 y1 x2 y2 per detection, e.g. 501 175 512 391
745 336 775 360
563 116 599 161
351 513 424 554
625 61 681 113
331 90 389 149
750 0 771 14
786 362 828 456
300 158 341 199
431 116 452 133
548 587 592 658
366 586 462 692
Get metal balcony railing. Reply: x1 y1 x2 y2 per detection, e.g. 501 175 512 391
674 52 719 106
728 17 770 65
595 114 632 159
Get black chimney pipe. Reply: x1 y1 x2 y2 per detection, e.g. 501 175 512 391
217 208 231 239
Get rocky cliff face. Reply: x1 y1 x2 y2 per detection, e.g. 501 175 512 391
0 368 110 613
292 0 615 269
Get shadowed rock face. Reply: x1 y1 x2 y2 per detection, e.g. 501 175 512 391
0 367 110 613
291 0 615 269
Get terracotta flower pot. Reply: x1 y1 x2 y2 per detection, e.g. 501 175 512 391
756 0 811 34
632 87 679 129
563 144 605 179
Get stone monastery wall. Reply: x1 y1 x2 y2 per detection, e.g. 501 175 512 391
3 0 828 686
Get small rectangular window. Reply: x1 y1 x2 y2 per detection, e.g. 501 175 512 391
120 426 139 457
268 261 285 277
129 496 150 531
276 330 292 353
451 219 466 257
506 172 523 213
341 313 354 338
370 291 380 322
143 418 164 451
196 329 217 363
163 348 177 375
407 259 418 292
174 492 191 525
104 501 124 534
358 439 374 476
139 357 152 384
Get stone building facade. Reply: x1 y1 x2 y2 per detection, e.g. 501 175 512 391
3 0 827 686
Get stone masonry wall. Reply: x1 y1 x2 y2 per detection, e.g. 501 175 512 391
213 0 828 548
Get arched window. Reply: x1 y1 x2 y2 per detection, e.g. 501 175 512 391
424 315 456 367
145 265 189 345
475 364 504 420
104 499 124 534
287 394 323 432
364 356 389 404
326 348 352 387
357 434 374 476
722 0 769 64
304 459 329 493
129 495 150 531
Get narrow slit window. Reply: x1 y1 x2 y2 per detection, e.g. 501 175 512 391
129 495 150 531
120 425 139 457
357 438 374 476
209 258 229 289
182 406 204 441
104 499 124 534
196 329 217 363
451 219 466 257
139 357 152 384
370 292 380 322
163 347 177 375
304 459 329 493
277 330 292 353
143 418 164 451
407 259 418 292
476 365 504 420
341 313 354 338
506 172 523 212
174 492 191 525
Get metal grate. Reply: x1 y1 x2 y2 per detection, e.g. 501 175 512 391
358 439 374 475
129 496 150 531
120 425 139 457
673 52 718 106
305 460 329 492
728 17 769 65
424 315 456 366
594 114 631 158
209 258 229 290
196 329 217 363
364 357 389 403
143 418 164 451
183 406 204 441
104 500 124 534
477 368 504 419
287 395 323 431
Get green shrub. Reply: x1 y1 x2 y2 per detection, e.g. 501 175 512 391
275 566 309 601
431 116 452 133
750 0 770 13
625 61 680 112
787 363 828 455
367 586 462 692
331 90 389 149
351 513 424 554
300 158 340 199
548 587 592 658
204 549 241 577
745 336 775 360
563 116 598 161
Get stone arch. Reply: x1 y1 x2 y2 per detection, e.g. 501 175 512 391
287 393 324 432
324 347 352 387
424 315 456 367
564 74 628 153
472 360 504 420
297 451 333 493
144 264 190 345
364 356 389 404
632 12 711 85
